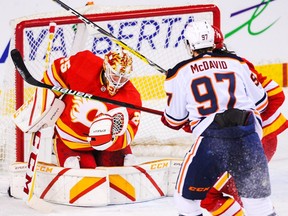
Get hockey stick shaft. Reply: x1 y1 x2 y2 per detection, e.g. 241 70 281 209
51 0 167 74
23 131 53 213
24 23 54 201
10 49 163 116
23 131 41 200
21 23 57 211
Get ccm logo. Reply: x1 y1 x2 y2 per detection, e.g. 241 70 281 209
188 186 210 192
150 162 169 170
23 131 41 195
37 165 53 173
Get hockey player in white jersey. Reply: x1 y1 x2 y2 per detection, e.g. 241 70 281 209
161 20 277 216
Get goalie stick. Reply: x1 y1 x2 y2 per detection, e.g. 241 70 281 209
51 0 167 75
23 131 53 213
19 22 56 213
10 49 163 116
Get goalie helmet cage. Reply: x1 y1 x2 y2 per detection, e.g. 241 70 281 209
0 3 220 170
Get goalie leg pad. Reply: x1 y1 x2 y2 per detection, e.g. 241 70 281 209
9 163 28 199
123 154 138 166
63 156 80 169
9 159 180 206
9 162 110 206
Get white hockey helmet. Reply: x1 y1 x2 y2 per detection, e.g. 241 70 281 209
103 47 133 96
184 20 215 55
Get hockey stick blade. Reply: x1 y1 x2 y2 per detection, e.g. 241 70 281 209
26 196 54 213
10 49 47 88
51 0 167 75
10 49 163 116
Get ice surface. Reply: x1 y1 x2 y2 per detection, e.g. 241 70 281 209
1 135 287 216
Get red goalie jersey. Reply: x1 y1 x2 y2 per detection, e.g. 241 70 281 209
42 50 142 168
245 59 288 161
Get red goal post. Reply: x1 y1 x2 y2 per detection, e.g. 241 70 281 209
1 4 220 169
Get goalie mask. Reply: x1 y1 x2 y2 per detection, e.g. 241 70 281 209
103 48 133 96
184 20 215 56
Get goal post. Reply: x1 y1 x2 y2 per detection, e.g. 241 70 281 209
0 4 220 170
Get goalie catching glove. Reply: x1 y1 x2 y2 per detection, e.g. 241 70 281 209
88 107 129 150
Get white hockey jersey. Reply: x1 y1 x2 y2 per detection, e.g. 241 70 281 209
163 52 268 139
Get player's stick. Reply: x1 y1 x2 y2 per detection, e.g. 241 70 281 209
21 22 57 213
70 2 94 55
10 49 163 116
51 0 167 75
23 131 53 213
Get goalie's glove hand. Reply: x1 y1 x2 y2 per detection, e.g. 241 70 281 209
88 107 129 151
88 113 114 151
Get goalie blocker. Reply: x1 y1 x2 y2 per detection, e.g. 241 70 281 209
9 158 182 206
12 88 65 133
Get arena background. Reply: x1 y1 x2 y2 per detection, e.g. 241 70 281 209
0 0 287 88
0 1 287 215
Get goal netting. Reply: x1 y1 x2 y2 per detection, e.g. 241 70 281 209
0 3 220 171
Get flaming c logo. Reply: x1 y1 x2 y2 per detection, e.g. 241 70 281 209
70 97 107 126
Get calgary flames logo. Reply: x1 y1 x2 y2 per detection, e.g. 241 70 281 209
70 97 107 127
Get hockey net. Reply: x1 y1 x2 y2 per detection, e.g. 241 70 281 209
0 4 220 171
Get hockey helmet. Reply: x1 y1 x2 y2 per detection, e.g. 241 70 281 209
184 20 215 55
103 47 133 96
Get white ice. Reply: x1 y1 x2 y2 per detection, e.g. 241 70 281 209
1 91 288 216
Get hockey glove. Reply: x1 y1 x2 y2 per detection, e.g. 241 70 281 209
88 107 129 151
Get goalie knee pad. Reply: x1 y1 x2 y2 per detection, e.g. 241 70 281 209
63 156 80 169
123 154 138 166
